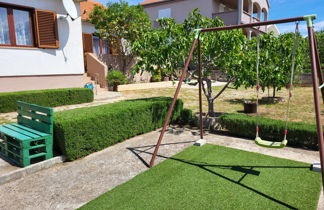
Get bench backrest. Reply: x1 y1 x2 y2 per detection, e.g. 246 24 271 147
16 101 54 135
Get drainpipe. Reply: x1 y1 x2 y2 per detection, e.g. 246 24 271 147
237 0 243 24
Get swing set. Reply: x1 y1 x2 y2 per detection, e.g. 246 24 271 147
148 15 324 189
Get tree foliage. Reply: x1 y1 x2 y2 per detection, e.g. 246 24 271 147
133 9 306 114
133 9 247 115
240 32 305 97
315 29 324 67
89 1 151 72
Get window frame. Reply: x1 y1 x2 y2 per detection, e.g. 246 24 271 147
0 2 36 48
92 35 110 56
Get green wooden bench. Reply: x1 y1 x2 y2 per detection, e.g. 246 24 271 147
0 101 54 167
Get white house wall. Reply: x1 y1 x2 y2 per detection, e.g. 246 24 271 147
0 0 84 77
144 0 214 24
82 21 96 34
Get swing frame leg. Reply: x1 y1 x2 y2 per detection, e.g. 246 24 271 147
307 20 324 190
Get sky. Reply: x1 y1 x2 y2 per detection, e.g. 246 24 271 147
96 0 324 34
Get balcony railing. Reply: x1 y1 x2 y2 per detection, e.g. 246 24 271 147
241 11 266 33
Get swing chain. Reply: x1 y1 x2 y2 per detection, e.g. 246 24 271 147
283 22 299 140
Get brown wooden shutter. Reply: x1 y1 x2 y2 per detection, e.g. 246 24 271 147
82 33 93 53
35 9 59 49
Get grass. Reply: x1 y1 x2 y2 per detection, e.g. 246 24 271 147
80 144 322 210
122 85 323 124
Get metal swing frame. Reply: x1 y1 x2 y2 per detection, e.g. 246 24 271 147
148 14 324 189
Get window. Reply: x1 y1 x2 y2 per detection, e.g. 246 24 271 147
0 6 33 47
13 9 32 46
93 36 100 55
0 3 59 49
83 33 110 56
158 8 171 19
0 7 10 44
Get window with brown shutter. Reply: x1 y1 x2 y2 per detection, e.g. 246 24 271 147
82 33 93 53
35 9 59 49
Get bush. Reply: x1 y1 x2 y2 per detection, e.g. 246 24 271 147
178 108 194 125
0 88 94 113
106 70 128 91
54 97 183 160
219 113 319 150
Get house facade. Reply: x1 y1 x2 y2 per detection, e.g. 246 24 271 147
141 0 279 38
0 0 85 92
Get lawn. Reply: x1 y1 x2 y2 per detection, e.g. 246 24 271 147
122 86 323 124
80 144 322 210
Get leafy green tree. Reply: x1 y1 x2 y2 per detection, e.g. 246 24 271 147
256 32 305 97
133 9 247 116
90 1 151 73
133 9 304 114
315 29 324 68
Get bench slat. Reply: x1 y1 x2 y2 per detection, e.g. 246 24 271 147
3 124 40 139
17 116 52 134
17 101 53 115
0 126 30 141
10 124 48 137
29 152 47 159
17 110 52 124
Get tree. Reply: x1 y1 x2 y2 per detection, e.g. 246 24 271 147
133 9 304 115
133 9 247 116
89 1 151 73
256 32 305 97
315 29 324 67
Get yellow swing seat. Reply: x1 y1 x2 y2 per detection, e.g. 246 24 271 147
255 137 288 149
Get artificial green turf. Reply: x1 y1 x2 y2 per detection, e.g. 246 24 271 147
80 144 322 210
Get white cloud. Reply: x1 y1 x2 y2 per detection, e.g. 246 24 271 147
277 20 324 35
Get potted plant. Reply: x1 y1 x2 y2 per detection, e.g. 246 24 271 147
243 98 257 113
106 70 128 91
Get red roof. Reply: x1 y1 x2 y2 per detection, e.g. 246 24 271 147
80 0 104 21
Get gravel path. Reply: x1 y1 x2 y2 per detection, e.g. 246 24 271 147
0 128 322 210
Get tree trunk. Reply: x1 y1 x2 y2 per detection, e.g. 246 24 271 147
122 57 127 74
207 99 214 116
273 86 276 98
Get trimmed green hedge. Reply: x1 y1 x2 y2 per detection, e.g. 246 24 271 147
219 113 319 150
54 97 183 160
0 88 94 113
178 108 194 125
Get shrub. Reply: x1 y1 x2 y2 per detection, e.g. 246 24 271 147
178 108 194 125
106 70 128 91
54 97 183 160
219 113 319 150
0 88 94 113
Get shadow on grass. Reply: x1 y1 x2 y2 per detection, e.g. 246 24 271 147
127 141 195 168
128 144 310 210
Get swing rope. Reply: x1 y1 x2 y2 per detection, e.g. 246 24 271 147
255 33 261 138
255 22 299 148
283 22 299 140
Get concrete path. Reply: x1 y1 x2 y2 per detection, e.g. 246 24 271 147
0 128 322 210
